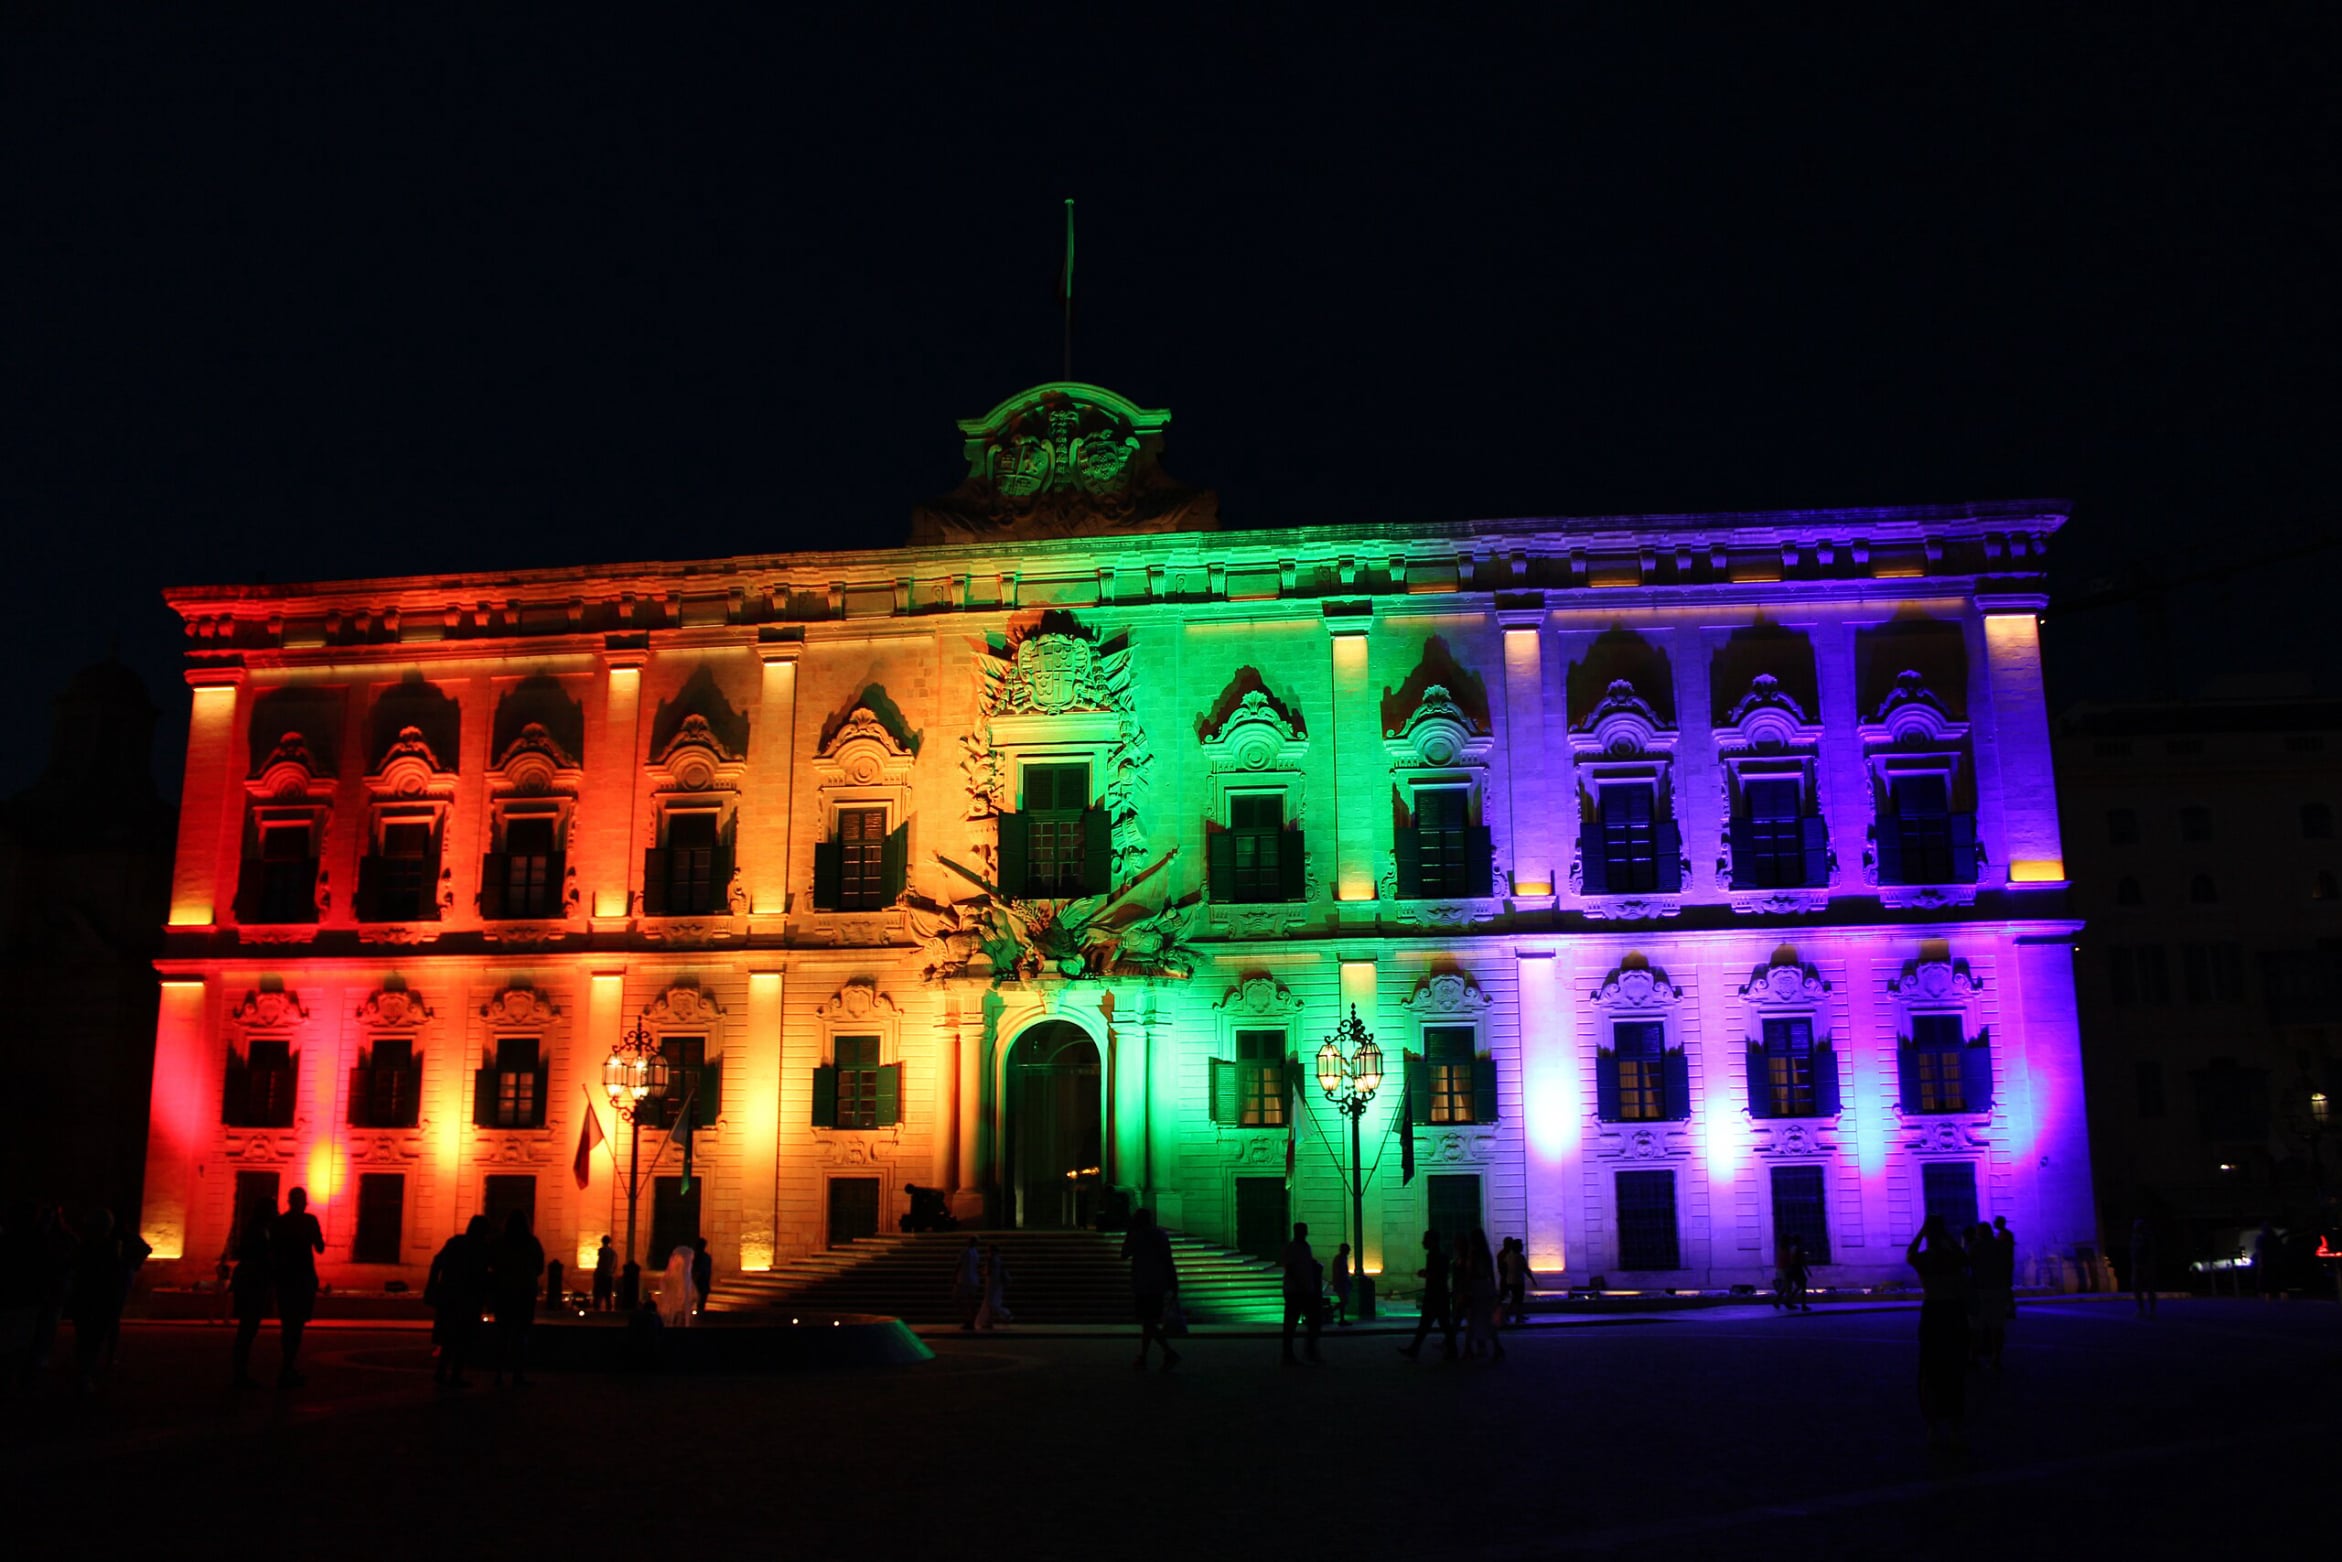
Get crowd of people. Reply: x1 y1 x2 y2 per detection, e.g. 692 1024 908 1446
1904 1213 2022 1451
1 1198 150 1392
416 1208 546 1387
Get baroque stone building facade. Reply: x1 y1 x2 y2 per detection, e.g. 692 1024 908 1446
139 382 2098 1293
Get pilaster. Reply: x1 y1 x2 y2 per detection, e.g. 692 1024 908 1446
140 976 213 1262
589 653 645 920
738 970 784 1270
1327 621 1377 910
1500 615 1554 895
1982 604 2065 883
169 669 243 927
749 642 802 918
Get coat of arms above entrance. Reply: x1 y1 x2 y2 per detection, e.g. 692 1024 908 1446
909 383 1220 543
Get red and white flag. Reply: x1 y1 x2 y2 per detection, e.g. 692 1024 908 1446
573 1086 608 1190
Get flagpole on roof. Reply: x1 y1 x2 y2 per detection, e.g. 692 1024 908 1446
1060 197 1075 382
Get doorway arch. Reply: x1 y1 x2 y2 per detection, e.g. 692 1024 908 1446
1002 1020 1103 1229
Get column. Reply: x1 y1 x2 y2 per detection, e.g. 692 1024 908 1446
1328 623 1377 907
749 644 801 917
1515 949 1574 1272
1500 613 1554 896
1983 605 2065 884
169 671 243 927
140 976 212 1262
738 970 784 1270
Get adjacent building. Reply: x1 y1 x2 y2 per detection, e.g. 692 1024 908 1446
137 382 2099 1295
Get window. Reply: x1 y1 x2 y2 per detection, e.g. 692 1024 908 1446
1615 1170 1680 1270
1769 1165 1831 1265
654 1035 721 1129
2116 876 2143 907
1921 1161 1979 1233
474 1038 546 1129
352 1173 405 1264
2189 874 2218 905
368 821 435 921
1607 1021 1670 1122
1737 778 1811 889
2133 944 2172 1004
1598 783 1660 894
225 1039 298 1128
2192 1059 2271 1142
662 813 721 915
1210 1030 1288 1128
2304 803 2335 840
256 822 318 924
494 816 560 919
1904 1014 1985 1116
1751 1017 1838 1118
2109 945 2136 1007
838 806 888 909
813 1036 901 1129
2135 1059 2166 1119
1882 774 1962 885
1426 1026 1474 1125
2183 943 2247 1006
1021 763 1093 897
1409 786 1490 899
1227 794 1286 903
350 1039 419 1128
2106 808 2140 847
2179 806 2212 844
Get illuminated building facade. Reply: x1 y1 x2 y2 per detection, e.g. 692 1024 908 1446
140 383 2098 1294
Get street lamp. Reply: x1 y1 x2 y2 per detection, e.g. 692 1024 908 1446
1315 1004 1385 1319
603 1020 671 1275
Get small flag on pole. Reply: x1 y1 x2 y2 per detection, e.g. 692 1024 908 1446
573 1086 606 1191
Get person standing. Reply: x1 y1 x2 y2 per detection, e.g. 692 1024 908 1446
951 1236 985 1333
228 1197 275 1390
427 1217 490 1388
489 1211 545 1387
2129 1217 2157 1317
1397 1229 1455 1361
1781 1238 1812 1313
1280 1222 1323 1366
1992 1215 2018 1312
975 1244 1012 1331
1121 1207 1180 1371
592 1235 617 1313
1498 1237 1528 1325
690 1237 713 1318
1327 1242 1354 1326
270 1187 325 1389
1907 1215 1972 1452
2253 1221 2283 1301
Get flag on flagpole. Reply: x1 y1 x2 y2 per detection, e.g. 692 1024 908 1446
1399 1051 1417 1186
573 1086 607 1191
1283 1057 1298 1190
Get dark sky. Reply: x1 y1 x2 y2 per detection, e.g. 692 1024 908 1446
2 6 2334 799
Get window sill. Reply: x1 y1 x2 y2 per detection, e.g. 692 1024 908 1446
355 921 448 947
1575 892 1684 923
1875 883 1980 911
1725 886 1831 916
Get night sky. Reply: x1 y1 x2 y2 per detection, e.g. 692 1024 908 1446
2 7 2333 799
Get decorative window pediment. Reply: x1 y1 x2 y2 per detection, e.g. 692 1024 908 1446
816 706 916 791
495 722 582 795
1857 670 1970 750
967 614 1150 887
1383 684 1494 770
652 713 747 793
1588 953 1682 1012
1888 941 1982 1010
644 982 726 1028
1217 974 1304 1022
1718 675 1822 753
355 977 432 1029
1400 968 1496 1018
480 983 561 1028
1737 944 1831 1008
231 985 311 1029
1570 679 1675 759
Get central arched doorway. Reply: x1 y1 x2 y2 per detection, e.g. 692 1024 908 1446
1003 1021 1103 1229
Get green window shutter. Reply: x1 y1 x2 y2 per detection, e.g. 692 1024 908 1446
479 852 510 920
1471 1055 1499 1123
530 1060 549 1128
1206 828 1236 900
812 839 842 910
1209 1059 1236 1124
1279 827 1307 901
1799 815 1829 888
1404 1051 1430 1123
811 1065 839 1128
422 823 445 921
1662 1046 1692 1121
221 1051 249 1126
1579 820 1609 895
881 822 909 901
1395 825 1422 899
473 1068 497 1127
1080 805 1112 896
714 815 738 906
1595 1048 1621 1121
996 812 1030 897
699 1060 723 1121
1949 811 1979 884
1814 1040 1841 1116
1746 1043 1773 1119
1725 818 1754 890
1897 1041 1922 1114
1874 803 1904 886
875 1063 902 1127
1466 824 1495 897
1961 1035 1994 1115
642 847 671 916
354 855 383 922
1653 817 1683 893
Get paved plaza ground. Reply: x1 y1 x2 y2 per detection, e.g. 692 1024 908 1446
8 1298 2337 1560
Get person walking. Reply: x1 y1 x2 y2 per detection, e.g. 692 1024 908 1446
227 1197 275 1389
270 1186 325 1389
951 1236 985 1333
1780 1237 1812 1313
1121 1207 1180 1371
427 1216 490 1388
1908 1215 1972 1452
489 1210 545 1387
592 1235 617 1313
1280 1222 1323 1366
2129 1217 2157 1317
1397 1229 1455 1362
975 1243 1012 1331
1327 1242 1354 1325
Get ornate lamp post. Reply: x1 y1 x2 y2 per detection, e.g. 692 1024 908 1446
603 1020 671 1272
1315 1004 1385 1319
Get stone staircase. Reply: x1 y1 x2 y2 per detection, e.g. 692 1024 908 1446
707 1229 1288 1325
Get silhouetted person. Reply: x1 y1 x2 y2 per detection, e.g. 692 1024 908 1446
1907 1215 1971 1452
593 1236 617 1312
228 1200 275 1390
1121 1207 1180 1371
270 1186 325 1388
427 1217 491 1387
1463 1229 1504 1361
1280 1222 1322 1366
952 1237 984 1333
2254 1221 2283 1300
1398 1228 1455 1361
691 1236 712 1315
2129 1217 2156 1316
1992 1215 2018 1313
1328 1242 1353 1325
619 1259 641 1312
490 1210 545 1387
67 1209 127 1391
1498 1236 1530 1324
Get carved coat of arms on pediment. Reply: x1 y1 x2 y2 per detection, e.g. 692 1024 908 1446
1007 634 1098 716
909 383 1220 543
